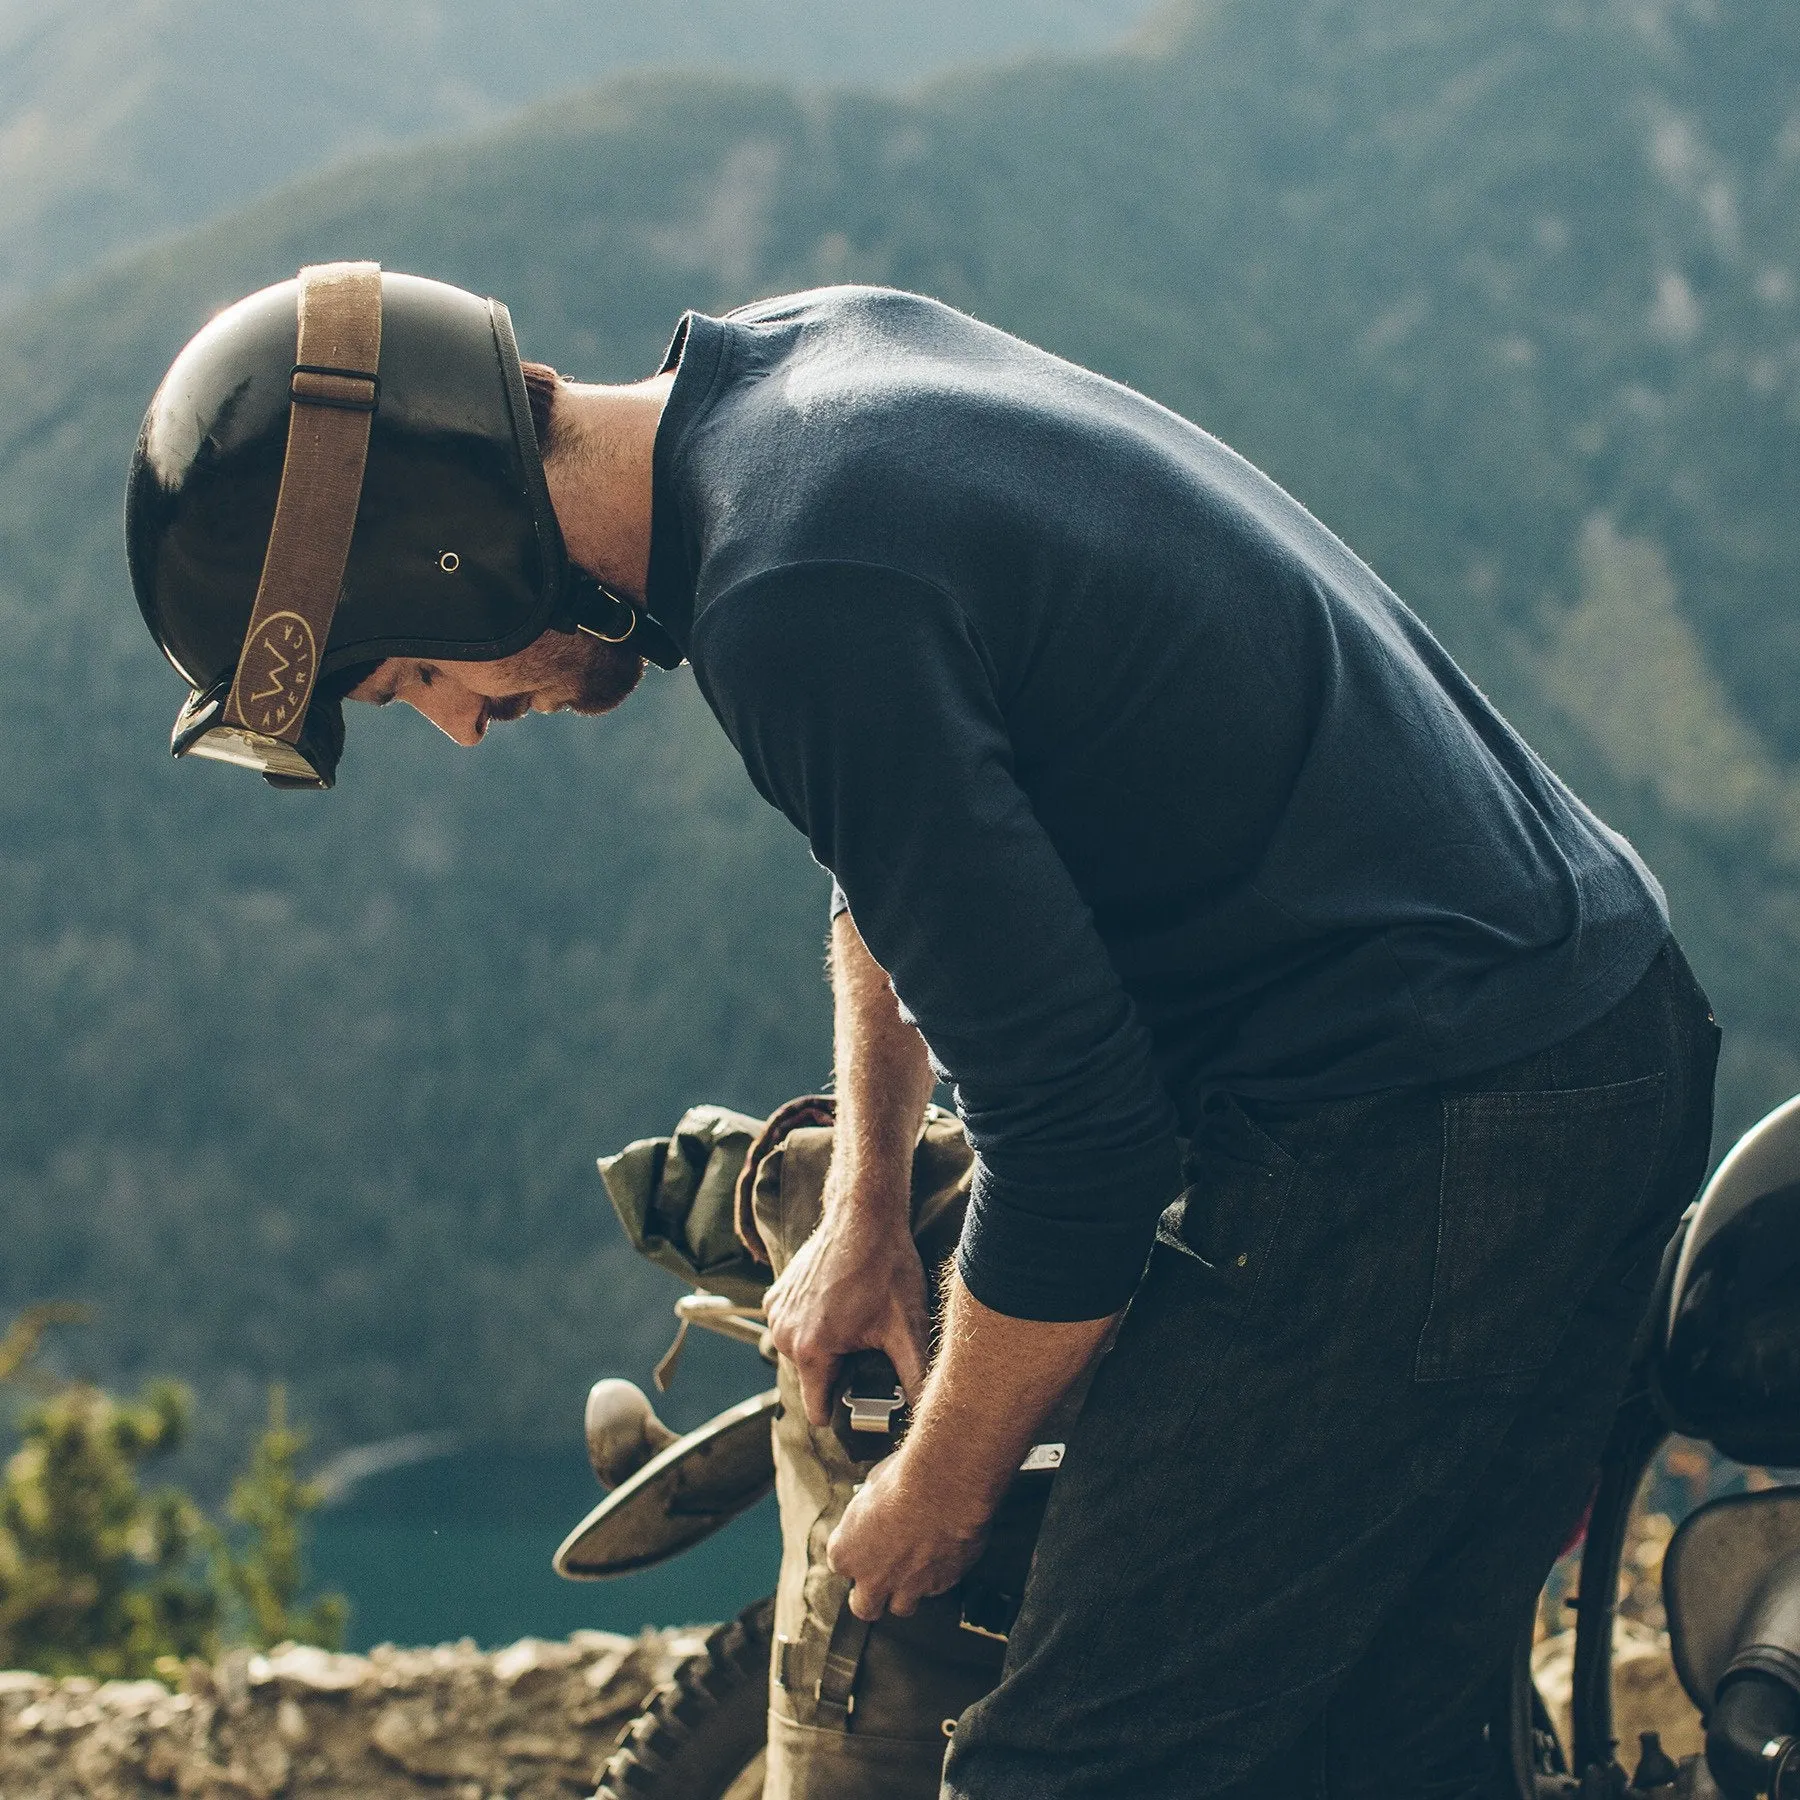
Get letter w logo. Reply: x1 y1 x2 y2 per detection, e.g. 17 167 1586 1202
248 636 292 706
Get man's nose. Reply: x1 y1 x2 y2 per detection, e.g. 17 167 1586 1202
409 679 486 747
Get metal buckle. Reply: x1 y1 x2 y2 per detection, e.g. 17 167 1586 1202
183 725 323 784
843 1389 905 1435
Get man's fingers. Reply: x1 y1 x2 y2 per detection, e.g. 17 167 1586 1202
889 1319 928 1405
797 1349 841 1428
826 1521 884 1619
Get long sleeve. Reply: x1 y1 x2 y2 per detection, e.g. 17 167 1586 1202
690 561 1183 1320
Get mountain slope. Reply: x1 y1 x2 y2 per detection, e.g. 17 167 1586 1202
0 0 1158 306
2 0 1797 1467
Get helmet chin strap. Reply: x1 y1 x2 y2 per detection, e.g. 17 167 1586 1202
561 574 685 670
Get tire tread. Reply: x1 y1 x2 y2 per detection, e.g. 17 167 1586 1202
595 1596 773 1798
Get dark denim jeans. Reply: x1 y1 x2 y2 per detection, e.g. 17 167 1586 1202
943 941 1720 1800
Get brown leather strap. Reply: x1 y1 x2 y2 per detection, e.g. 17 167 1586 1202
812 1590 873 1729
225 261 382 742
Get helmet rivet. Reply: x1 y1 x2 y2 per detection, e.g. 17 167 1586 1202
438 551 461 573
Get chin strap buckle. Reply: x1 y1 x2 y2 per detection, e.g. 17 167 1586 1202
565 576 686 670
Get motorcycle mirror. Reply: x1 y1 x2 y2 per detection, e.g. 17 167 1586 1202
1665 1488 1800 1708
1655 1094 1800 1466
555 1387 778 1581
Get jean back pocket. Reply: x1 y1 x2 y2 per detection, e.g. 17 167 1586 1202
1414 1073 1666 1388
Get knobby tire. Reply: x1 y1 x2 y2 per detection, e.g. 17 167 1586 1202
595 1596 773 1800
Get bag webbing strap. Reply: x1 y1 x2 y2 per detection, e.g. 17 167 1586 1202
811 1591 874 1729
225 261 382 743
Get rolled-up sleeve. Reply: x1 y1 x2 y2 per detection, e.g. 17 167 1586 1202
691 562 1182 1320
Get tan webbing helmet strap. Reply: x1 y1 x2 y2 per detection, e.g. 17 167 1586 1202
224 261 383 744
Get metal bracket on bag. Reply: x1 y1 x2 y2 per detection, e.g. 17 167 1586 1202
845 1389 906 1436
832 1349 909 1461
958 1443 1065 1643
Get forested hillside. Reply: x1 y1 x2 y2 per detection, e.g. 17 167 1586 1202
2 0 1797 1475
0 0 1156 305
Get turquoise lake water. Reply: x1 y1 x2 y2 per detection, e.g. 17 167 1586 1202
310 1443 780 1651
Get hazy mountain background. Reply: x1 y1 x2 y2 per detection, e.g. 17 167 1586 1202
0 0 1158 306
3 0 1799 1483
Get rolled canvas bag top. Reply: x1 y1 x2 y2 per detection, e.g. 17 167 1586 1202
597 1104 769 1304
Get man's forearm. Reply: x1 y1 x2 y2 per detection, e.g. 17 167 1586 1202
811 918 1121 1618
827 907 934 1216
762 911 938 1417
902 1273 1115 1519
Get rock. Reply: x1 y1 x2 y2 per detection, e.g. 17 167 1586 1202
213 1650 253 1714
239 1732 292 1797
97 1680 172 1717
143 1737 184 1786
369 1701 489 1780
491 1639 582 1685
0 1627 686 1798
249 1645 369 1694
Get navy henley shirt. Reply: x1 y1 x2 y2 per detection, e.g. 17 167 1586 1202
639 286 1670 1322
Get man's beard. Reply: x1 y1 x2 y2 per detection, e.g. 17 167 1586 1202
566 638 647 714
499 631 646 717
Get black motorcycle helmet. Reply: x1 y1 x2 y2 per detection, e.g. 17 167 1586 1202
1656 1093 1800 1466
126 261 680 789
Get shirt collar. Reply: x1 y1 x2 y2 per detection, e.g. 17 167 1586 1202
642 310 728 657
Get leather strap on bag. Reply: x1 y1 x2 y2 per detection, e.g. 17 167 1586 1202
225 261 382 742
772 1585 874 1731
733 1093 837 1267
811 1591 875 1730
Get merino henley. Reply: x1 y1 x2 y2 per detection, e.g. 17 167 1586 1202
640 286 1670 1322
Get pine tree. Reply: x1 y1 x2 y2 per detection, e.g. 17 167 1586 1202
215 1385 346 1650
0 1309 346 1674
0 1373 217 1678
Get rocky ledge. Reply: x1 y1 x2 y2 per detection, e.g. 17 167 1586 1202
0 1622 1711 1797
0 1630 702 1800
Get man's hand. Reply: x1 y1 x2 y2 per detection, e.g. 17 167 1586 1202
827 1446 988 1620
825 1271 1120 1621
763 1169 930 1425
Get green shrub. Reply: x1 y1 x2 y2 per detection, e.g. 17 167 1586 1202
214 1386 345 1652
0 1308 344 1676
0 1369 216 1678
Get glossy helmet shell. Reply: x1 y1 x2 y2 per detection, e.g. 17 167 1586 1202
126 270 568 703
1657 1094 1800 1466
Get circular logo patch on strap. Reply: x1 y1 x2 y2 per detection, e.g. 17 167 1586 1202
231 610 317 736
